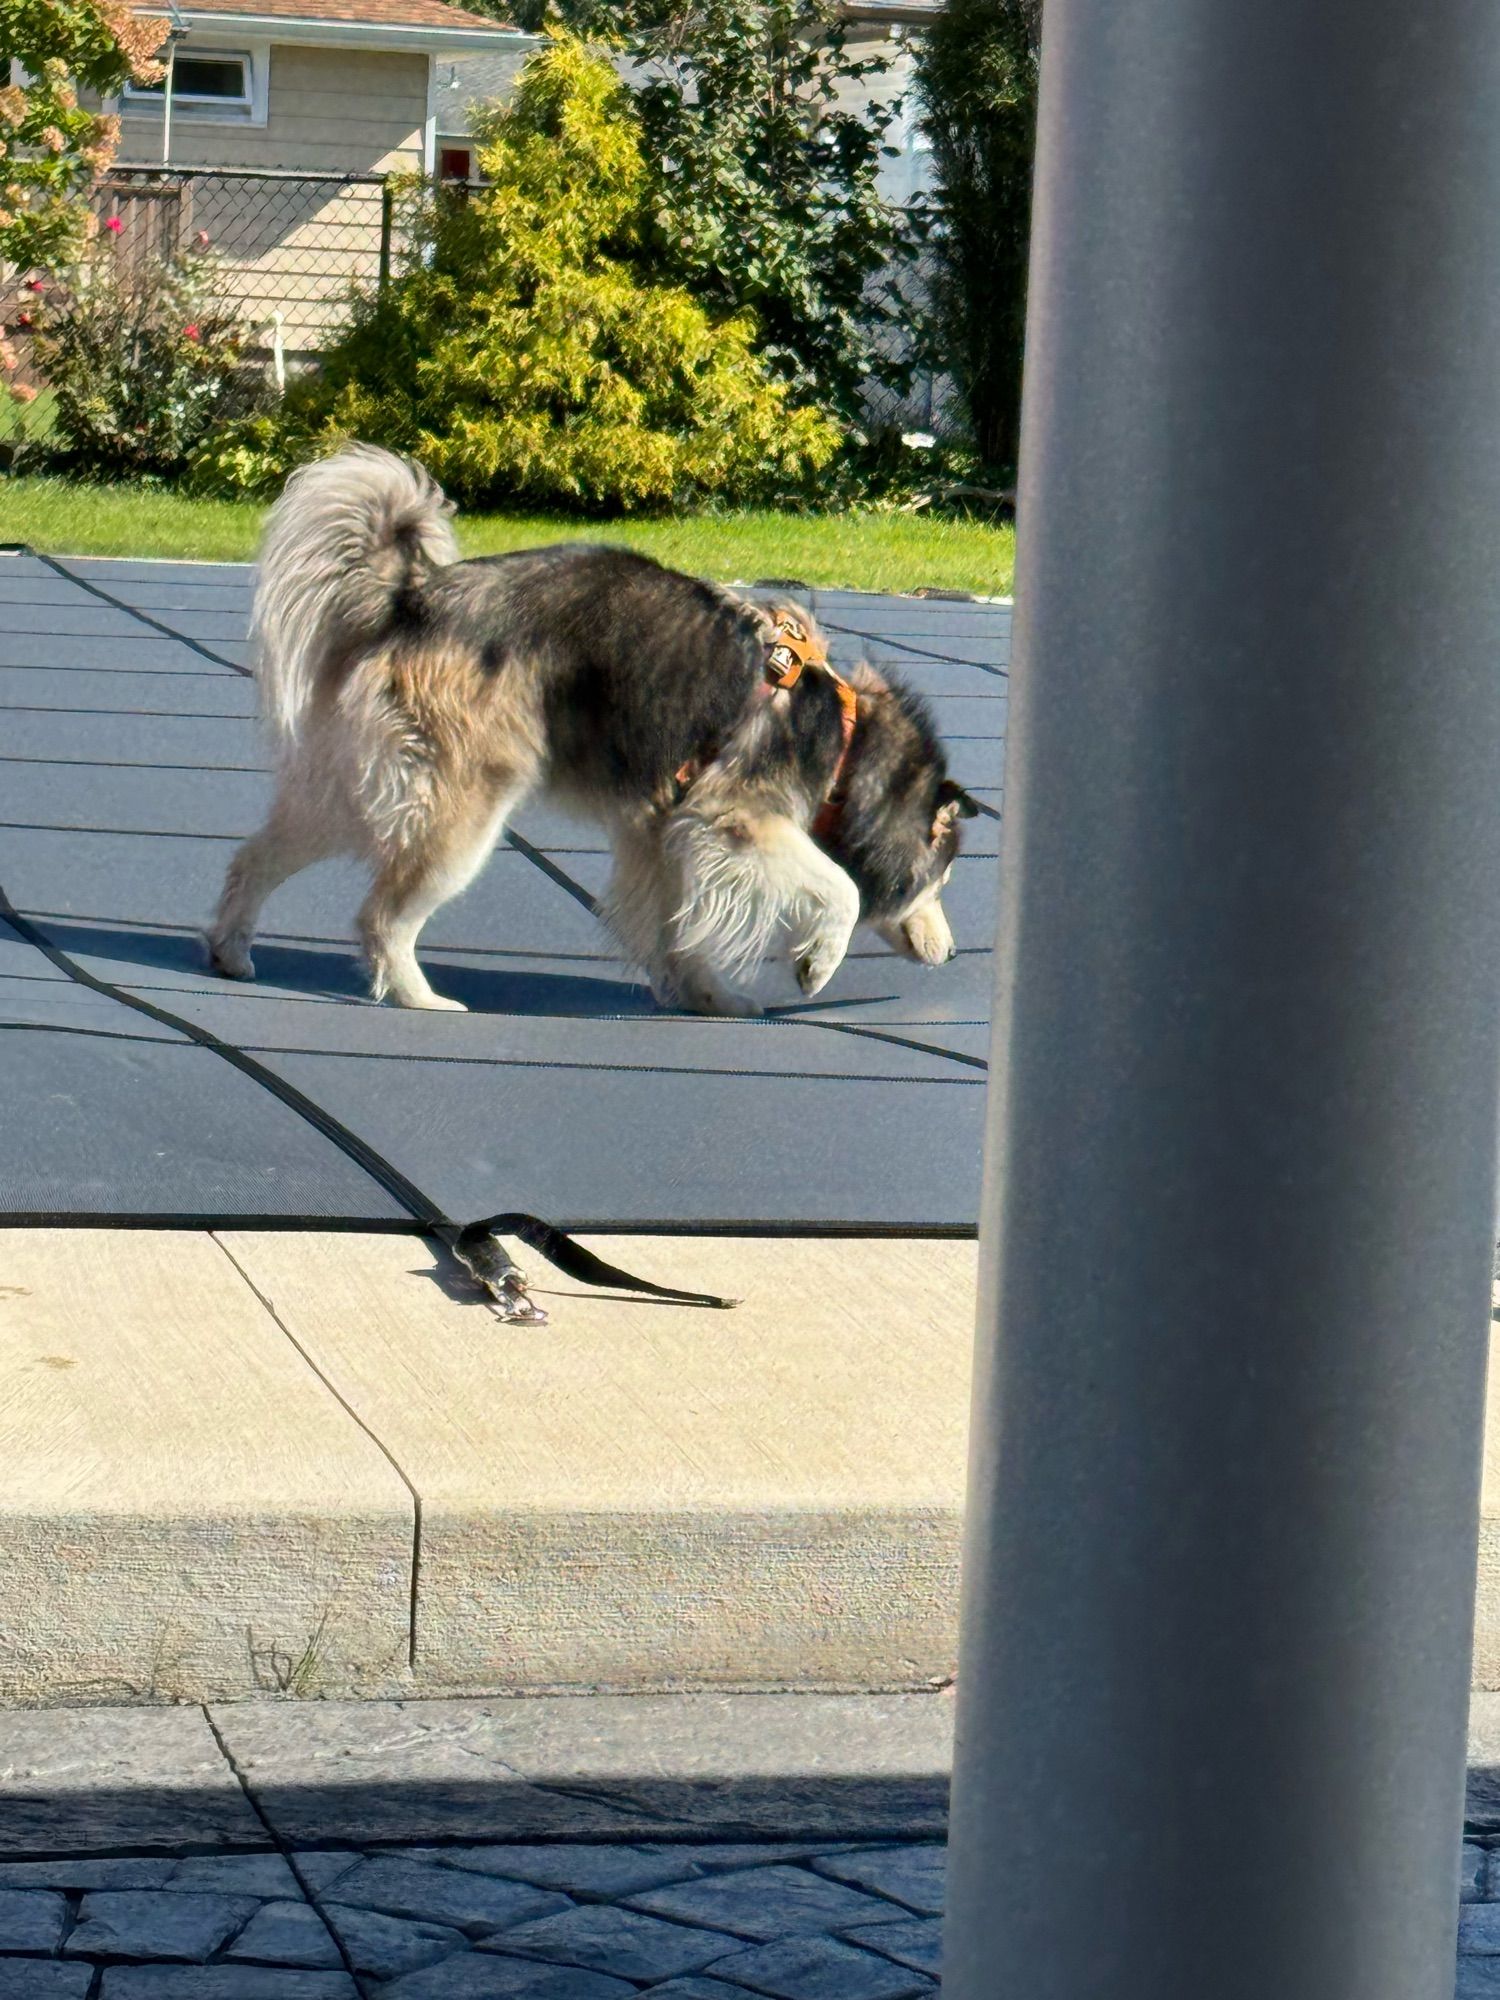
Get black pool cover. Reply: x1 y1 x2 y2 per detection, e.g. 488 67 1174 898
0 551 1008 1235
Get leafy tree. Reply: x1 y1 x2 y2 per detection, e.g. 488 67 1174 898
0 0 168 271
192 36 838 510
915 0 1040 472
477 0 917 428
628 0 916 425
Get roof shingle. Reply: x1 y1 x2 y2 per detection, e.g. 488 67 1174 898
156 0 516 34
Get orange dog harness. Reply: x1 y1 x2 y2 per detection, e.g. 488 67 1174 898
762 611 859 838
672 611 858 835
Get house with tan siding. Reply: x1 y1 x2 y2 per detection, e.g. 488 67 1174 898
102 0 524 350
432 2 938 195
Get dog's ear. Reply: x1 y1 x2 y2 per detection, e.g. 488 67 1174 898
935 779 981 825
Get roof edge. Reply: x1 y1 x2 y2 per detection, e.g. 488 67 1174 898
140 3 525 52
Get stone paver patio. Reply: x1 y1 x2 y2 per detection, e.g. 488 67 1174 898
0 1839 944 1996
1 1692 1498 1995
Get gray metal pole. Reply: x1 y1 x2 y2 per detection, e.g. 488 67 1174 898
944 6 1500 1999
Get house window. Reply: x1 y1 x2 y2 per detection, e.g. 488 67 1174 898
439 148 472 182
887 106 931 156
126 51 253 112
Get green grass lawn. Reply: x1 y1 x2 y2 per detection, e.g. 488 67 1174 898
0 474 1014 597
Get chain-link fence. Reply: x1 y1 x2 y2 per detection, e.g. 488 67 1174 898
857 209 964 442
95 165 397 356
91 171 953 428
1 165 399 462
1 165 959 460
862 253 955 440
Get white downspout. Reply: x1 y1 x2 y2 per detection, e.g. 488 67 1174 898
422 57 437 179
161 35 178 165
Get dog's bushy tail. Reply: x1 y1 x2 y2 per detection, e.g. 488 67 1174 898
251 443 458 745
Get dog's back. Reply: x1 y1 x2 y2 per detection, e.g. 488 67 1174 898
252 444 777 809
420 544 776 808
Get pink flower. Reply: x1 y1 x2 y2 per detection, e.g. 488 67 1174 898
182 323 200 341
194 229 210 248
11 381 36 404
14 311 30 328
24 278 43 293
104 215 123 234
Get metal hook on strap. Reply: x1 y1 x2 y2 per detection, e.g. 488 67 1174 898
439 1214 742 1324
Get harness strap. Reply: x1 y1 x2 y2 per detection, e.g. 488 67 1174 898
675 611 860 829
809 672 860 840
768 612 859 838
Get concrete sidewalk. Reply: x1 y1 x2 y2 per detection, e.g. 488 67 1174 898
7 1231 1500 1706
0 1229 974 1705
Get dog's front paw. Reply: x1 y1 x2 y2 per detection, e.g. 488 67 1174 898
709 990 764 1018
795 944 845 997
374 977 469 1011
679 974 762 1018
662 953 762 1017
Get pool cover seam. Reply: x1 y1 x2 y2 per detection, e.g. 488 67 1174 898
0 1210 977 1238
0 891 446 1230
0 1007 983 1082
0 660 246 679
32 551 253 676
0 703 255 719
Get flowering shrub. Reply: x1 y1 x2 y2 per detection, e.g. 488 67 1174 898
190 37 840 512
21 235 263 477
0 0 167 271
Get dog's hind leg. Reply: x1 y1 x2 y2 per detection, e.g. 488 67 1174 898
207 788 342 982
358 790 516 1011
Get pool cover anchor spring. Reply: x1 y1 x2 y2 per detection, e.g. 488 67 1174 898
442 1213 743 1325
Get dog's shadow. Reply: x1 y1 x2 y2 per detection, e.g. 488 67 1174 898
33 919 661 1020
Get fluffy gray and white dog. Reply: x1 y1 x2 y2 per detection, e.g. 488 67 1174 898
207 444 977 1015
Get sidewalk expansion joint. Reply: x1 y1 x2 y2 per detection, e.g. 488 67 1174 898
212 1232 425 1672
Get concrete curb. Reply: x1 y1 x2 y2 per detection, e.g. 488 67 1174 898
0 1230 974 1705
6 1230 1499 1706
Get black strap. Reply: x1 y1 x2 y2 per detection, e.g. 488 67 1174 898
443 1215 740 1317
30 549 253 677
0 882 739 1323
